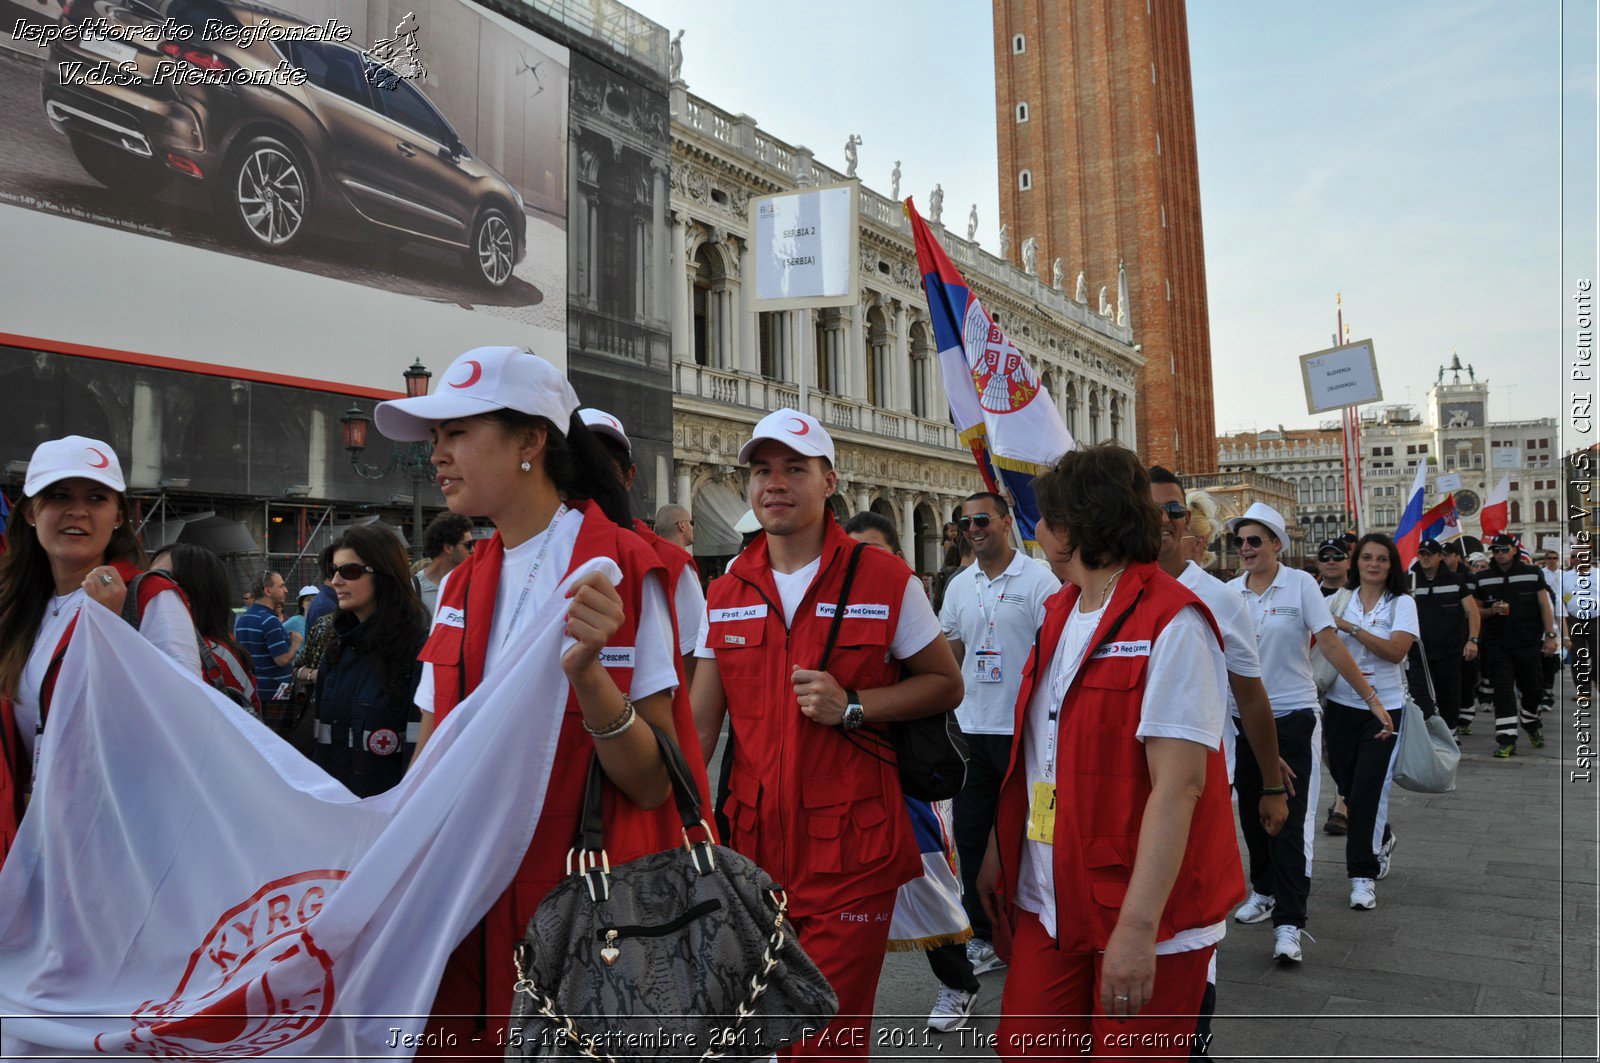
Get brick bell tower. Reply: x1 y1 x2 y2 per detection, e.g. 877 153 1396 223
993 0 1216 472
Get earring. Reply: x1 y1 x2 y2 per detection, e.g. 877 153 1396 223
520 460 532 472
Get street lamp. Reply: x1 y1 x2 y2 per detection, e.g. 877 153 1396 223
341 358 435 554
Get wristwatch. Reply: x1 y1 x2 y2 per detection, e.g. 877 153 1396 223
1545 630 1560 639
841 689 865 730
1467 636 1479 644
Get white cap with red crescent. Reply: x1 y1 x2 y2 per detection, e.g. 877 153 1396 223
24 435 126 496
737 407 835 466
578 408 631 456
374 346 579 442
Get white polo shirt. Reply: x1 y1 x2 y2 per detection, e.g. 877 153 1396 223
1327 591 1420 712
937 552 1061 735
1228 564 1335 716
1565 567 1598 620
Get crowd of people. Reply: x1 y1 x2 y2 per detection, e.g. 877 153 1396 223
0 344 1591 1060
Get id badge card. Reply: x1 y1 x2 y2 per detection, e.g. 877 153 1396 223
974 650 1004 684
1027 781 1056 843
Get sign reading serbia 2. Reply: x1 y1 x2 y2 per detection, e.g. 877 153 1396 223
964 298 1040 414
96 870 349 1058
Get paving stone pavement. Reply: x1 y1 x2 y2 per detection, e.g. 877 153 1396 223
864 687 1598 1061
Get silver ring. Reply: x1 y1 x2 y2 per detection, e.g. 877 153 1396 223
98 573 113 586
1115 994 1130 1001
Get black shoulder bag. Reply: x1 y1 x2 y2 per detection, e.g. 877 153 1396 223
825 542 969 802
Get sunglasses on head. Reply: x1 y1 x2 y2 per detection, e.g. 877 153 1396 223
1231 534 1267 549
958 514 995 529
331 562 375 580
1158 501 1190 520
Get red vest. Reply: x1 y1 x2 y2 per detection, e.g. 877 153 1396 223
632 518 698 604
994 562 1245 953
705 514 922 911
0 561 182 867
416 501 713 1012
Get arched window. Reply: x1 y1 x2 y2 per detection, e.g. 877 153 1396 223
1510 500 1522 524
1324 475 1339 504
1012 33 1025 54
691 243 723 368
1063 380 1079 438
866 304 891 408
909 320 935 419
1016 102 1029 123
1018 170 1032 191
1312 479 1325 503
1298 477 1311 504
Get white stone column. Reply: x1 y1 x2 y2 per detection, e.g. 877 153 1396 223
892 302 911 412
130 380 162 487
847 303 868 399
854 486 871 516
739 240 758 374
930 343 948 424
670 214 691 361
676 462 693 511
901 494 916 561
797 308 817 414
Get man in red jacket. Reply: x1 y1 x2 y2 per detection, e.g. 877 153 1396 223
690 408 962 1058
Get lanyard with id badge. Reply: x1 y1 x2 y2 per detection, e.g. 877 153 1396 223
973 573 1010 685
1028 611 1103 844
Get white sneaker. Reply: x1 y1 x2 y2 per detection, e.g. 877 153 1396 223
1234 891 1276 924
1377 830 1397 880
1350 877 1377 910
927 985 977 1032
967 938 1007 974
1272 925 1309 963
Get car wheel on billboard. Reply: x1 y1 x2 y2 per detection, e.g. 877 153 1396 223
67 133 172 199
467 207 515 288
219 135 312 251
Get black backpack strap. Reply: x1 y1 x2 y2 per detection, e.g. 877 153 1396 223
818 541 868 671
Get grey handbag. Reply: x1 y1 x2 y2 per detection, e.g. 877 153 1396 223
507 724 838 1062
1393 631 1460 794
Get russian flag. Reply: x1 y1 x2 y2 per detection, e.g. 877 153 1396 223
1393 462 1430 570
907 198 1074 543
1419 495 1462 544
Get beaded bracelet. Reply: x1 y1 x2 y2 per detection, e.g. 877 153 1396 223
583 696 637 740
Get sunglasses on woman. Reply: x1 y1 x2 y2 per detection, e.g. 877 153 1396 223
1231 534 1267 549
331 563 375 581
958 514 995 529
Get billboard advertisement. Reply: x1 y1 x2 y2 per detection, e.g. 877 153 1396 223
0 0 569 394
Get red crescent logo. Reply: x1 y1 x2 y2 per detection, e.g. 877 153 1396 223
786 418 810 436
447 360 483 389
86 448 110 469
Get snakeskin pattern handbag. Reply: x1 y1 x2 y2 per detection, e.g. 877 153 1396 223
507 724 838 1062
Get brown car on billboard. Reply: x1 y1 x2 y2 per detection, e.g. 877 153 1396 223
40 0 527 288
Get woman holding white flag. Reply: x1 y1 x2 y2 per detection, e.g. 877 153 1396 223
373 346 689 1052
0 436 202 867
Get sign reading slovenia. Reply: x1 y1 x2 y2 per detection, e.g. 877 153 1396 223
751 184 859 308
1299 339 1383 414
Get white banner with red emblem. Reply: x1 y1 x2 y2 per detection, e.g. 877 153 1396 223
0 561 619 1058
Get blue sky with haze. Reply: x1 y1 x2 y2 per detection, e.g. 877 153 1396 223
629 0 1590 438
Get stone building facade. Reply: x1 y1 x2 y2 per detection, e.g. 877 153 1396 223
992 0 1214 472
1216 428 1347 547
666 86 1142 577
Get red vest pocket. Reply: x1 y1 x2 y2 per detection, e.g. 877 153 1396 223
418 623 464 666
1080 655 1148 690
801 768 891 872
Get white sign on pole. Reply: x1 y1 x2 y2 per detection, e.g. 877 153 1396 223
1436 473 1464 493
1492 448 1523 469
1542 536 1562 552
1299 339 1383 414
751 184 860 309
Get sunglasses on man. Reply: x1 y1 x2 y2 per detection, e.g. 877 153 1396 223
958 514 999 529
1318 551 1348 562
1157 501 1189 520
1491 546 1513 554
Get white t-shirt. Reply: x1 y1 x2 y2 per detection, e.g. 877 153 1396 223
16 587 202 756
693 561 941 662
1327 591 1420 711
938 553 1061 735
1565 567 1597 620
1178 561 1262 684
1013 599 1227 950
672 569 706 657
1543 567 1566 619
1228 565 1335 716
415 512 678 714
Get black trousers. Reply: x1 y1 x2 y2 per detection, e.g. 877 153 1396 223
926 940 979 992
1572 622 1596 693
1541 651 1559 705
953 731 1014 943
1233 707 1318 928
1482 639 1545 746
1323 700 1400 879
1422 648 1465 729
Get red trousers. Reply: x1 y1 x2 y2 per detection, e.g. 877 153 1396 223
781 888 898 1061
997 908 1212 1061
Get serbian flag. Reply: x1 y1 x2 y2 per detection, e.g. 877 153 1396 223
1419 495 1463 544
1393 462 1430 569
907 198 1074 542
1480 473 1511 540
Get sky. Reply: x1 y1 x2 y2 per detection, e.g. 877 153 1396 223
627 0 1592 438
